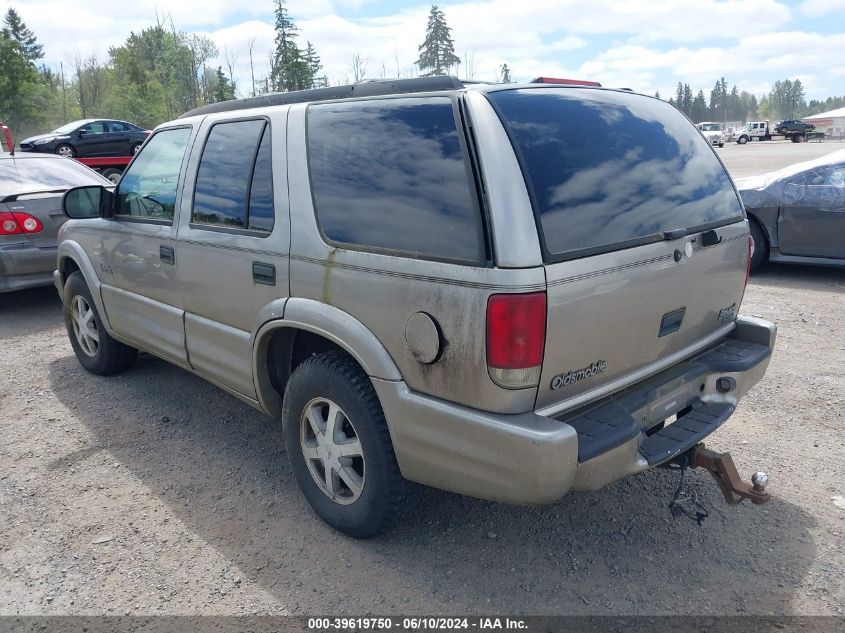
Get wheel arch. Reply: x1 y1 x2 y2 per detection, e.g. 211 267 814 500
57 241 114 334
252 298 402 417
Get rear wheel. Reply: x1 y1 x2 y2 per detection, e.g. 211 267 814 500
131 142 142 154
64 272 138 375
749 220 768 272
282 351 402 538
101 168 123 183
55 144 76 158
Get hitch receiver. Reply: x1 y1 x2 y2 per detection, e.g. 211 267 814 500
687 444 770 506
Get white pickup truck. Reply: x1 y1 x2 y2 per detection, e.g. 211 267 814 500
696 122 725 147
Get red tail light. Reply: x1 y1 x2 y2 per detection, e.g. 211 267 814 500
486 292 546 389
0 211 44 235
745 235 753 287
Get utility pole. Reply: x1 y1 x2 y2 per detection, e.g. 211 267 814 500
248 37 256 97
60 61 67 121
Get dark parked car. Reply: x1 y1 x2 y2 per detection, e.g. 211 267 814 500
1 153 111 292
738 149 845 270
18 119 150 158
775 119 814 135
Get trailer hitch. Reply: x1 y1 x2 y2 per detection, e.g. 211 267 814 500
687 443 770 506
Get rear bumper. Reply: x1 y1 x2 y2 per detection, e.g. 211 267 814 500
375 315 775 505
0 242 57 292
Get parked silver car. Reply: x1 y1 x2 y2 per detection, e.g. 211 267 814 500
0 153 110 292
56 77 776 537
737 149 845 270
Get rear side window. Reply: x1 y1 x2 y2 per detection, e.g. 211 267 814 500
307 97 484 263
192 119 274 233
490 89 744 261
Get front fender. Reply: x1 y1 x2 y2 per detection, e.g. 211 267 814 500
57 240 115 335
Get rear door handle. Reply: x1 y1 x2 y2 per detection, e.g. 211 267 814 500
160 245 175 265
252 261 276 286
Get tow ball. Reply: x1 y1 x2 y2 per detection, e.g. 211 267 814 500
684 443 770 506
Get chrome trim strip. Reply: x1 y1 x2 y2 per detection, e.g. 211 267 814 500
535 322 736 418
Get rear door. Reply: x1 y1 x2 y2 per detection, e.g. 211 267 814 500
176 113 290 398
104 121 133 156
778 164 845 259
489 88 750 413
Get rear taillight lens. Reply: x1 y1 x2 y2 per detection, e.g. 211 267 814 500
486 292 546 389
0 211 44 235
0 212 22 235
745 235 753 287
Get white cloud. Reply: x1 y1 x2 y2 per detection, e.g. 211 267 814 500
1 0 841 102
799 0 843 17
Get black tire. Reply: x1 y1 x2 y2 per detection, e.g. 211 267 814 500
718 143 724 148
749 220 768 272
282 350 402 538
131 142 143 154
63 271 138 375
101 168 123 183
55 143 76 158
738 136 748 145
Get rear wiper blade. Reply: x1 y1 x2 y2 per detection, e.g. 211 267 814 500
662 228 690 240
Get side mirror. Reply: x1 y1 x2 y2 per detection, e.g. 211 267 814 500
63 185 113 219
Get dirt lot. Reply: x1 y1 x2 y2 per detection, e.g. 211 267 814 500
1 143 844 617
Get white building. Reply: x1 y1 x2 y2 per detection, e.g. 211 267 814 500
803 107 845 139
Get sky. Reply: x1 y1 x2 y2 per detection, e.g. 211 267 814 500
3 0 844 102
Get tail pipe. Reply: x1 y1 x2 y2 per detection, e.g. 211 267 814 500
680 443 770 506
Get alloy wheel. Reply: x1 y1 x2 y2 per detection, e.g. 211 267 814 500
300 397 366 505
70 295 99 357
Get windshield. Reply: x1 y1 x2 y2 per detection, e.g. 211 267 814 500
0 157 107 198
490 88 744 261
701 124 722 131
51 120 90 135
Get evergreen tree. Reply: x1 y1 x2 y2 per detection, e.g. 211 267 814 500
654 90 660 99
2 8 42 63
690 90 708 122
674 82 683 112
499 63 511 83
416 5 460 77
212 66 234 102
270 0 301 91
304 41 322 89
682 83 693 116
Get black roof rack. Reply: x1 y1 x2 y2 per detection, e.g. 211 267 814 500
180 76 465 118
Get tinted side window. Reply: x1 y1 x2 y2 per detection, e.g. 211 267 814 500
192 119 273 233
115 127 191 221
307 98 483 263
247 128 274 232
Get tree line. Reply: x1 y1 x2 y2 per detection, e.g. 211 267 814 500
663 76 841 124
2 2 843 139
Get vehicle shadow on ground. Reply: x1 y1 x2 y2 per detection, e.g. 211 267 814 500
0 286 62 338
48 353 816 616
750 263 845 294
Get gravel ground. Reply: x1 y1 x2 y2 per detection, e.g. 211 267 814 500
1 145 844 617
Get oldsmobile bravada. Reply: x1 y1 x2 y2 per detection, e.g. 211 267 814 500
57 77 775 537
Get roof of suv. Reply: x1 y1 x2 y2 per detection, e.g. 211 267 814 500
179 76 613 119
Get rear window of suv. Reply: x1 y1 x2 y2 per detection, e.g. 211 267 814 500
489 88 744 261
307 97 485 264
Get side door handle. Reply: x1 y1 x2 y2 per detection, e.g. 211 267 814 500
160 245 175 265
252 261 276 286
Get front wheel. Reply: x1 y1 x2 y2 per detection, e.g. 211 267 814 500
737 136 748 144
55 143 76 158
63 272 138 375
282 351 402 538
